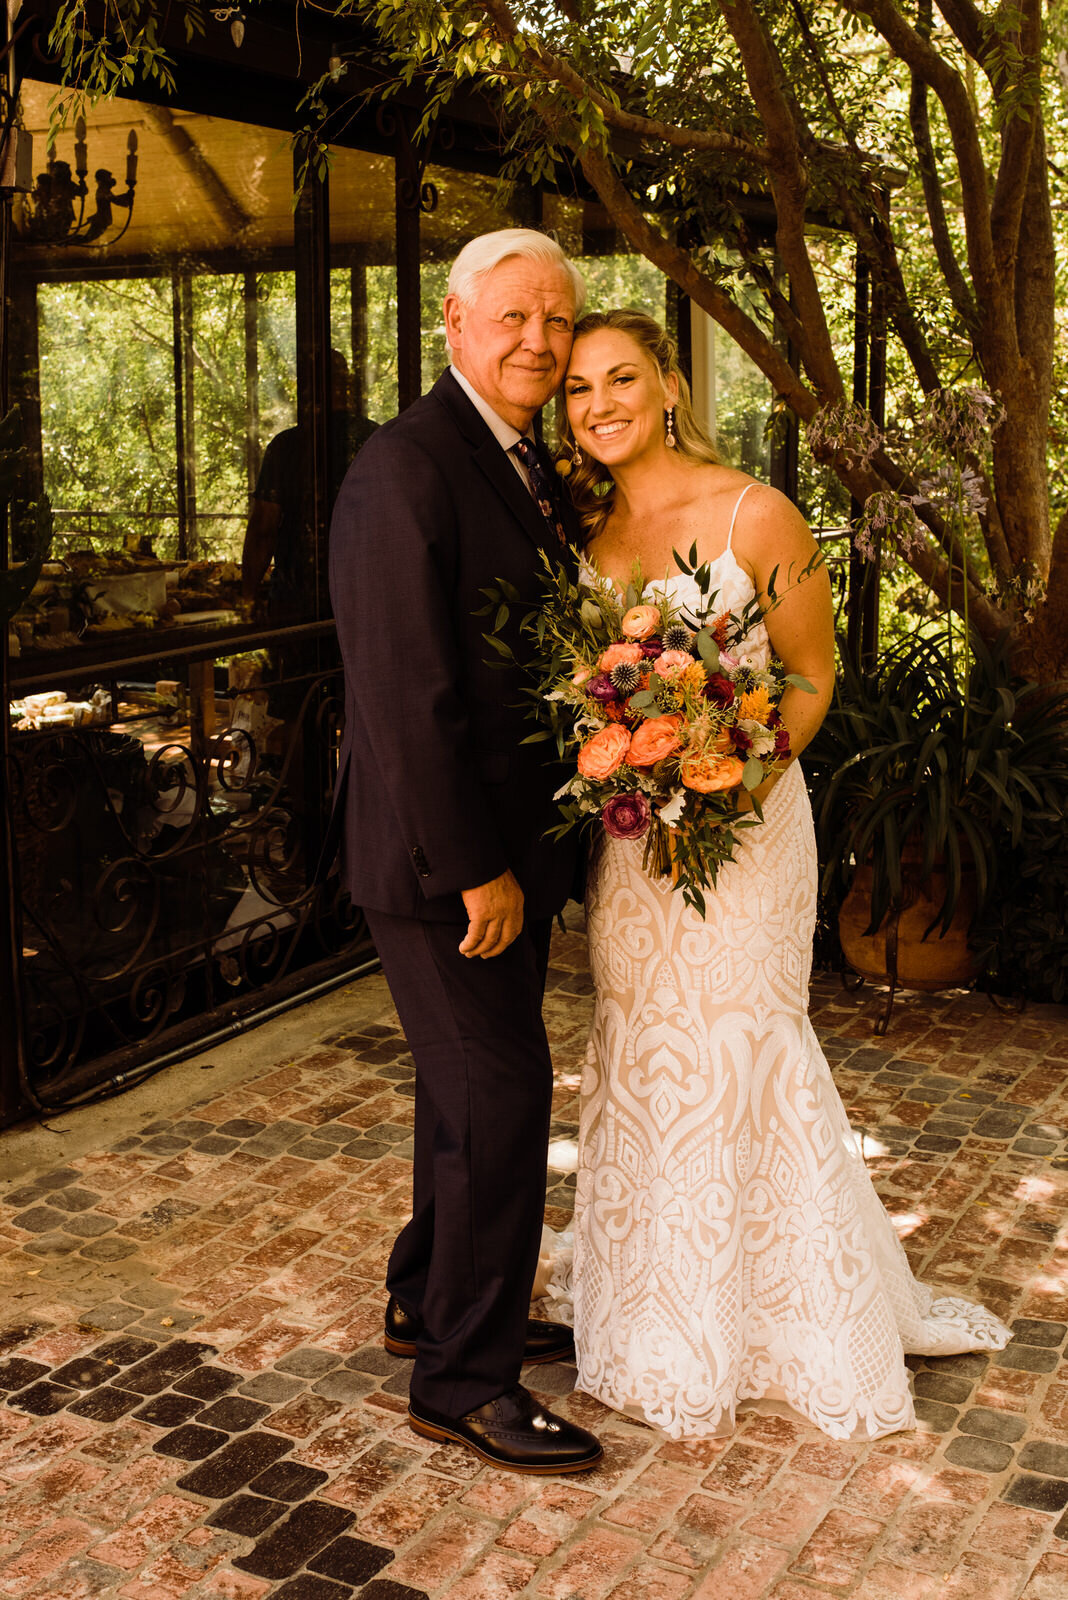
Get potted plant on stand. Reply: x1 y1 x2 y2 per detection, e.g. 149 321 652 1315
806 630 1068 1033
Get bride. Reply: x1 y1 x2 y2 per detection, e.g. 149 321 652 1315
541 308 1009 1441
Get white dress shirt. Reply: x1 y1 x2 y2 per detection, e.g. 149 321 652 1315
449 364 536 490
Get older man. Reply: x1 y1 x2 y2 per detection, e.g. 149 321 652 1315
329 230 600 1473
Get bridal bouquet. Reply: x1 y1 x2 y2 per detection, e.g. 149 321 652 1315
481 546 815 914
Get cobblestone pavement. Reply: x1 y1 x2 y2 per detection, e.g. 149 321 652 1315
2 915 1068 1600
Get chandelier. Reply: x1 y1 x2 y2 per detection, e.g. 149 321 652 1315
18 115 138 246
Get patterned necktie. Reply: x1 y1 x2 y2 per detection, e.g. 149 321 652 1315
510 437 566 545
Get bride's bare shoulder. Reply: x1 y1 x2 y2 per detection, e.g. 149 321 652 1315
684 462 756 508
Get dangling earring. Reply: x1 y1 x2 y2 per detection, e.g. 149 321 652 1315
555 442 582 477
665 408 677 448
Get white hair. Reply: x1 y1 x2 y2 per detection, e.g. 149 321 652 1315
446 227 586 317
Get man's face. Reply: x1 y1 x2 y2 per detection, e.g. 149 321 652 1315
444 256 576 430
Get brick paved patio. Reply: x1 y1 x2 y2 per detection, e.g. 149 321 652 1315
2 910 1068 1600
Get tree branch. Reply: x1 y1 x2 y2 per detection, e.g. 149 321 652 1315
989 0 1041 279
934 0 988 64
978 481 1014 589
838 0 1000 319
907 2 979 333
832 186 943 394
717 0 844 401
478 0 769 161
576 144 816 418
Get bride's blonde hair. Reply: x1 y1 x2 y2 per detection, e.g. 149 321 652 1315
555 308 720 540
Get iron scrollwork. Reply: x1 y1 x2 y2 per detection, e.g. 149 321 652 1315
11 660 370 1099
378 104 454 214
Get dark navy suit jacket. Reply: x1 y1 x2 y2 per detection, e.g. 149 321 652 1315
328 369 581 922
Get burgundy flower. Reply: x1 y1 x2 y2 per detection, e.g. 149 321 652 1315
602 792 651 840
774 727 791 757
704 673 735 709
733 728 752 754
639 637 664 659
587 673 621 704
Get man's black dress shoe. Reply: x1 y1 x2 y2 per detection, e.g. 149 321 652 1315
408 1384 602 1473
384 1296 575 1365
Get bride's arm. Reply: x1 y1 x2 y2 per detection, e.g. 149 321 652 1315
732 486 835 810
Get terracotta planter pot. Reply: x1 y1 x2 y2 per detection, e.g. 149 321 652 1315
839 855 980 994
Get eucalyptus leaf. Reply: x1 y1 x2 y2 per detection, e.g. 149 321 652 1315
742 757 764 790
696 630 719 668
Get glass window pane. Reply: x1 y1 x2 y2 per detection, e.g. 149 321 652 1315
329 145 398 425
543 194 667 325
12 82 299 580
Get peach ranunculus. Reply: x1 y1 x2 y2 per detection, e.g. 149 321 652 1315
628 714 684 768
620 604 661 640
577 723 632 780
653 650 696 681
572 664 593 687
599 641 644 673
681 753 746 793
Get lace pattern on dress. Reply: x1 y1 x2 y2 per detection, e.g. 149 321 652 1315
544 555 1010 1441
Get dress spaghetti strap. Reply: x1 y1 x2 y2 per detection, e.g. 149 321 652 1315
725 481 758 552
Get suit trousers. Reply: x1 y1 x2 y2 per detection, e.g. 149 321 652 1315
364 907 555 1417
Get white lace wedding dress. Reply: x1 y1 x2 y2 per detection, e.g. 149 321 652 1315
542 500 1010 1441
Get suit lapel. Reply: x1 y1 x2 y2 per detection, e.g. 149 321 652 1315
431 370 557 552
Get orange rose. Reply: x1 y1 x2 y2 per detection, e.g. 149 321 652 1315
628 714 683 768
681 754 746 792
577 723 632 779
599 641 644 673
620 605 661 640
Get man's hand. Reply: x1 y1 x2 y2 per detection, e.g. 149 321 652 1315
459 869 524 959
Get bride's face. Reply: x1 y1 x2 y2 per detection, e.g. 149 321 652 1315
564 328 678 470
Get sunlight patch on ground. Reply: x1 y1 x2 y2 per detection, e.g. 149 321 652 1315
547 1138 579 1173
1014 1175 1058 1202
